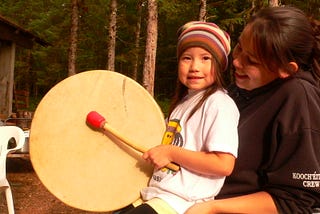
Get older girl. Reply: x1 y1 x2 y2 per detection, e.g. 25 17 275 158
186 6 320 214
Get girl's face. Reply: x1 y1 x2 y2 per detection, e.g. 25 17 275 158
178 47 215 91
232 26 280 90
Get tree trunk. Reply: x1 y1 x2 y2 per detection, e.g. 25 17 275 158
106 0 117 71
132 1 142 81
199 0 207 21
68 0 79 76
142 0 158 96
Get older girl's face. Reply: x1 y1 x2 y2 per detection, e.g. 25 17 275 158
178 47 215 91
232 26 280 90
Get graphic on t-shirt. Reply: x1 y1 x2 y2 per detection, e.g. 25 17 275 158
158 119 183 174
161 119 183 147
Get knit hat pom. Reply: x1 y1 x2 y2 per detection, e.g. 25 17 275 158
177 21 231 71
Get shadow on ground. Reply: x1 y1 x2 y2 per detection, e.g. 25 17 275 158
0 156 111 214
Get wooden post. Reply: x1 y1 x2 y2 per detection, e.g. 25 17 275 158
0 40 15 117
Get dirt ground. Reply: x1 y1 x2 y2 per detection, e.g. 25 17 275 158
0 155 112 214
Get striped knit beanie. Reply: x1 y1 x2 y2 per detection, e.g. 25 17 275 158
177 21 231 71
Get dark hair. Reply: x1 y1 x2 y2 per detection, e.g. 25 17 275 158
248 6 320 79
168 56 225 120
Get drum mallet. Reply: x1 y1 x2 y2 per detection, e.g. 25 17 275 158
86 111 180 171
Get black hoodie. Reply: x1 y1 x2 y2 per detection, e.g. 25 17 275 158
217 71 320 213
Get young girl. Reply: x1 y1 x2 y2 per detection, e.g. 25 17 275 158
186 6 320 214
121 22 239 214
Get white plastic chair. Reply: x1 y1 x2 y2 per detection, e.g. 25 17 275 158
0 126 25 214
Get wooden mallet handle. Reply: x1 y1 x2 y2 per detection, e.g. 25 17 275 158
86 111 180 171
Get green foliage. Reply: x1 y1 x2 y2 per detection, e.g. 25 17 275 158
0 0 318 109
155 96 171 117
281 0 320 18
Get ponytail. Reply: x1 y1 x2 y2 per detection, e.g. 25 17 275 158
309 17 320 80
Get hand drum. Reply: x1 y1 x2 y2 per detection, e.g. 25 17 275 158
29 70 165 212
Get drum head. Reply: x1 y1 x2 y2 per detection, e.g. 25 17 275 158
30 70 165 212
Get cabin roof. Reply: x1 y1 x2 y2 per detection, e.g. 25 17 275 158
0 14 50 48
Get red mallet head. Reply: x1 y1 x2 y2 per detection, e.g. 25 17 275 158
86 111 106 129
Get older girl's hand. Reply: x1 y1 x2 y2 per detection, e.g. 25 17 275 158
185 201 216 214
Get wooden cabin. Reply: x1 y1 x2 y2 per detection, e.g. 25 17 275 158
0 14 49 119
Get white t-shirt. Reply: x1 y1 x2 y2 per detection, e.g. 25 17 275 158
141 89 239 214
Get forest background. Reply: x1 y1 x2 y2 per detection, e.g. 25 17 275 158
0 0 319 115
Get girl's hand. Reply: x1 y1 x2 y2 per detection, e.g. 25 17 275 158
142 145 173 170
